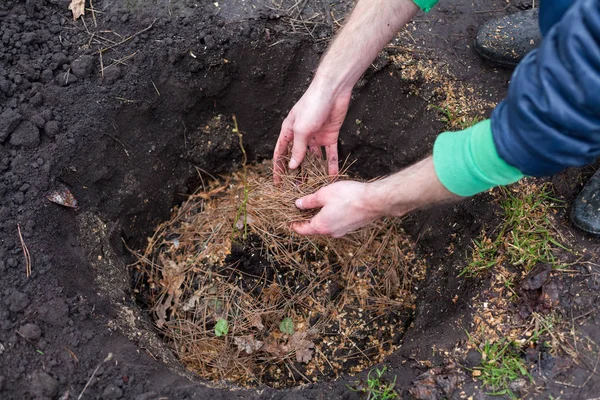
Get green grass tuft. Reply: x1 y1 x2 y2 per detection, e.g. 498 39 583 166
431 104 483 130
349 367 398 400
473 339 533 399
461 183 568 277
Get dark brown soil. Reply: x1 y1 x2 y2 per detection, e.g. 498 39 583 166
1 0 599 399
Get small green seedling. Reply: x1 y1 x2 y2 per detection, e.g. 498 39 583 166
214 319 229 337
348 366 398 400
279 317 294 335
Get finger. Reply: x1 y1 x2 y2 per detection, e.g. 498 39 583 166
273 120 294 183
291 220 319 236
289 131 308 170
295 192 324 210
325 144 339 176
308 138 323 158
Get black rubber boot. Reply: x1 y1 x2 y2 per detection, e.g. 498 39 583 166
572 170 600 236
474 9 542 68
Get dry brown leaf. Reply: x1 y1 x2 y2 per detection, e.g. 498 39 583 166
233 335 264 354
155 293 173 328
262 341 289 358
159 255 186 298
289 331 315 363
182 294 200 312
248 313 265 331
385 267 400 297
295 344 314 363
69 0 85 20
46 186 78 208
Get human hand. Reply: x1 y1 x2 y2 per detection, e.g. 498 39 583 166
273 84 352 183
291 157 461 237
291 180 382 238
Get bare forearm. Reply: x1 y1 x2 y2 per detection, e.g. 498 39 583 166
292 157 460 237
312 0 419 95
368 156 461 217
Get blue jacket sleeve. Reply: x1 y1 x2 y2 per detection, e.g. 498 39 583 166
491 0 600 177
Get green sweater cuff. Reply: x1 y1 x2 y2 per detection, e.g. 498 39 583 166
433 119 525 197
412 0 439 12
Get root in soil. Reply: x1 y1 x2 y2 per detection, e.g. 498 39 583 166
132 116 426 387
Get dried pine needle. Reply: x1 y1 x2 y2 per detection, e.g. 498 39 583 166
132 153 426 387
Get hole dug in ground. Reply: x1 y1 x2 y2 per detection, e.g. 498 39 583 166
130 116 426 388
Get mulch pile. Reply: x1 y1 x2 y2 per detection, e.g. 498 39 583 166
133 116 426 387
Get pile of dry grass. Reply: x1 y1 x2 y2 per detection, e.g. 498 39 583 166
133 147 425 387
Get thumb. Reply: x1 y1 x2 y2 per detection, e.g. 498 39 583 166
296 191 324 210
289 134 308 170
291 220 317 236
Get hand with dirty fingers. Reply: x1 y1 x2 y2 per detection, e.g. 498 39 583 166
273 84 351 181
292 157 460 237
292 181 377 238
273 0 419 182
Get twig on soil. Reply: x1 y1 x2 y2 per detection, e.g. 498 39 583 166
77 353 113 400
232 115 249 240
88 0 97 28
151 80 160 97
268 39 285 47
105 51 139 70
63 69 73 85
330 10 345 28
114 97 134 104
64 347 79 363
17 224 31 278
554 380 583 388
99 51 104 78
96 19 157 55
288 360 312 383
103 132 130 157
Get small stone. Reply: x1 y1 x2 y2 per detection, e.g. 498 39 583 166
9 121 40 148
44 120 60 138
102 385 123 399
29 372 59 398
0 109 22 143
70 55 94 78
509 377 528 393
19 323 41 341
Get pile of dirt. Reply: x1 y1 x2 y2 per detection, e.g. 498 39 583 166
134 133 426 387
